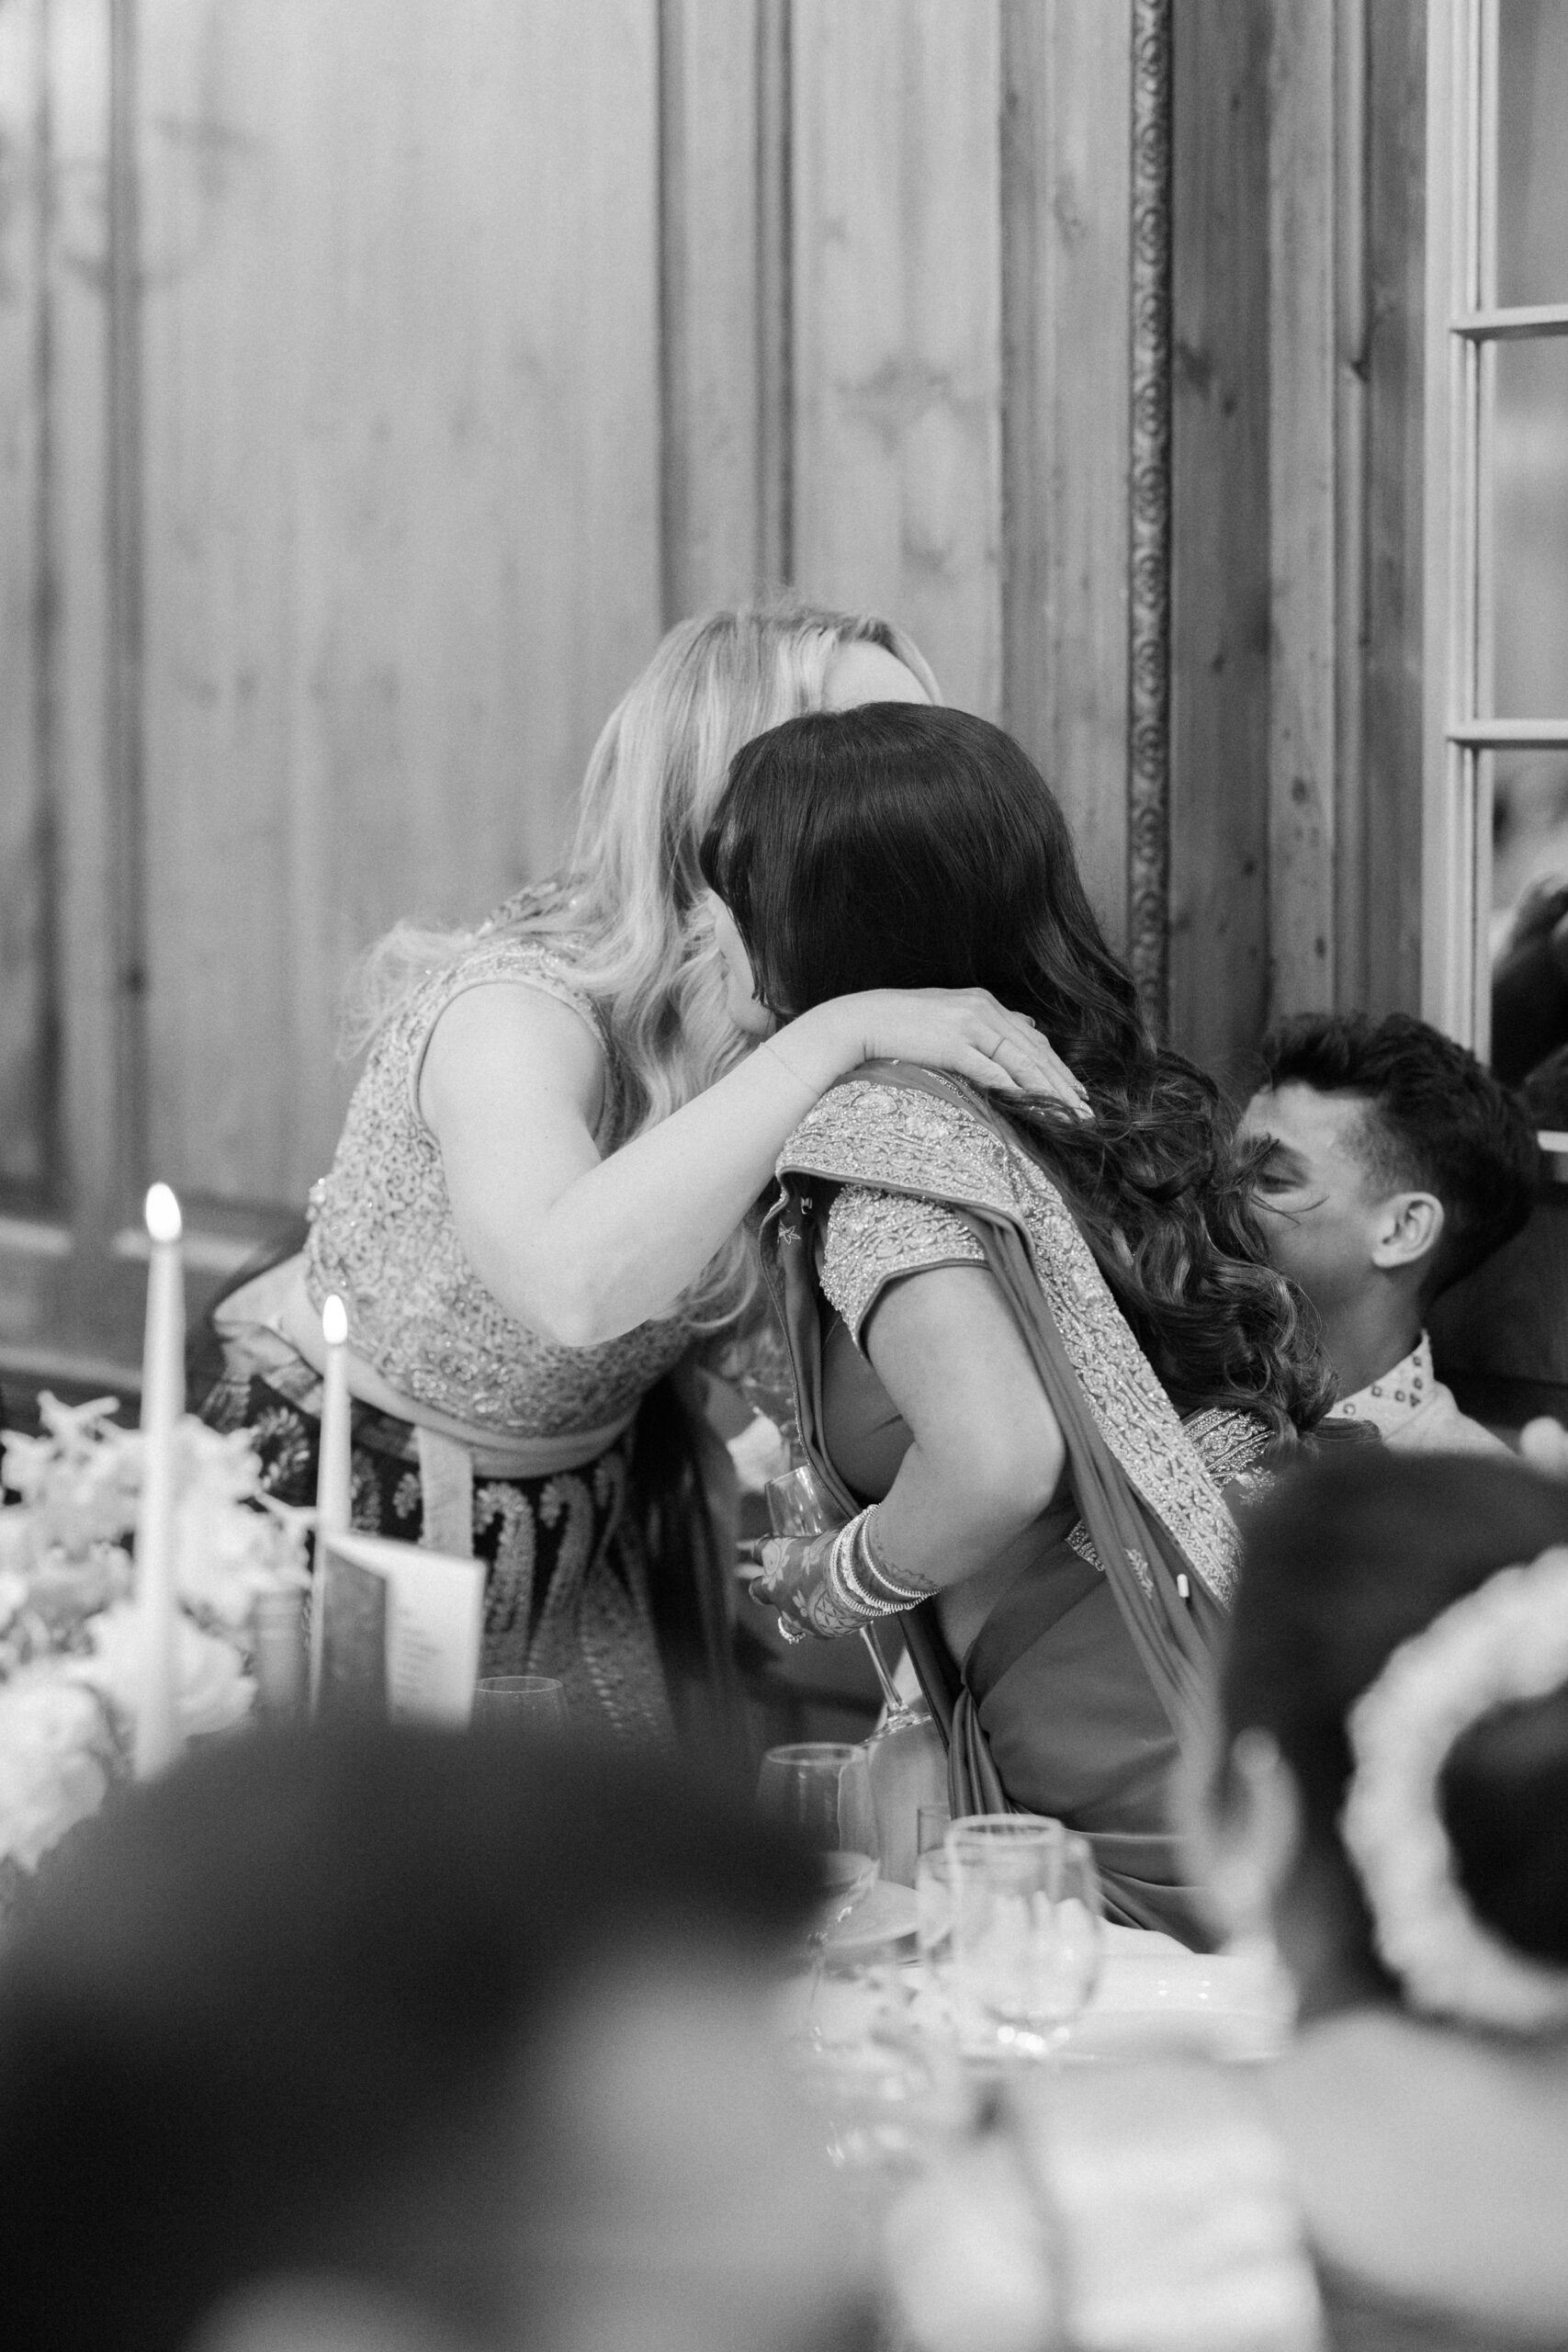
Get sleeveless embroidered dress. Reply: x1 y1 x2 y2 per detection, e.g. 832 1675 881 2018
202 904 714 1745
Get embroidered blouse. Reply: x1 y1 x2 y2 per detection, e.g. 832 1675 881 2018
779 1074 1245 1606
819 1184 987 1343
303 921 694 1440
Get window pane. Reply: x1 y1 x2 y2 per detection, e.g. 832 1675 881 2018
1491 751 1568 1095
1493 338 1568 718
1497 0 1568 308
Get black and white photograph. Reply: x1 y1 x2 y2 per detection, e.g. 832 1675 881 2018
2 6 1567 2348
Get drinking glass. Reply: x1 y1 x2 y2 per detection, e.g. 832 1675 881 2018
472 1674 570 1730
764 1465 917 1721
914 1846 954 1976
917 1804 952 1857
945 1815 1103 2059
757 1743 881 1931
765 1464 839 1541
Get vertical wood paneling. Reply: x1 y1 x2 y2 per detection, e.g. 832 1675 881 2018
48 0 120 1253
756 0 793 590
1000 0 1132 949
1 0 1435 1371
136 0 663 1204
1268 0 1337 1018
0 0 48 1191
1332 0 1370 1016
1360 0 1427 1020
1168 0 1272 1075
660 0 763 616
792 0 1003 713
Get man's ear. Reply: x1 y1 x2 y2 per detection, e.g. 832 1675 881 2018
1369 1190 1444 1275
1190 1726 1303 1944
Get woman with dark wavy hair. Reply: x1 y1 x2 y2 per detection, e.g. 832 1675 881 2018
703 703 1331 1943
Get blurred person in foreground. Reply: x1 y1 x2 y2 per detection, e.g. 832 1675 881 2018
0 1725 871 2352
888 1449 1568 2352
1236 1014 1539 1455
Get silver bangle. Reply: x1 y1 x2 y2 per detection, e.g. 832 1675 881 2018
856 1510 928 1606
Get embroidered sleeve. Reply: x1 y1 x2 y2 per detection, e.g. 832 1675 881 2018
820 1185 987 1349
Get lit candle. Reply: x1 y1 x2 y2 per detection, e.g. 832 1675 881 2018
133 1182 185 1778
310 1293 352 1708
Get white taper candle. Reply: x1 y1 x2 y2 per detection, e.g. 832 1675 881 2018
310 1292 352 1709
133 1182 185 1778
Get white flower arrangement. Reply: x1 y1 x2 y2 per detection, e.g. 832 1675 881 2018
0 1394 309 1883
1342 1544 1568 2034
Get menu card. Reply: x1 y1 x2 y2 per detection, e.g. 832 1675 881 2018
316 1532 484 1725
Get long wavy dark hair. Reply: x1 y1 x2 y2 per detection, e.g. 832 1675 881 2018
700 703 1331 1435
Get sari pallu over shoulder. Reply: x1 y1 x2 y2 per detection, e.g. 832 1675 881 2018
761 1065 1246 1913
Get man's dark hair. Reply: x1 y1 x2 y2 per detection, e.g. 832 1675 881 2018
0 1724 813 2352
1258 1011 1540 1297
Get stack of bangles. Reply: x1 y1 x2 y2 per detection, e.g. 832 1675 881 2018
776 1505 928 1643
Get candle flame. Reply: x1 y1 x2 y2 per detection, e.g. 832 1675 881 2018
144 1183 183 1244
321 1293 349 1348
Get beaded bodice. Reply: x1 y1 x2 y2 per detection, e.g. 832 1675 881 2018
303 924 693 1439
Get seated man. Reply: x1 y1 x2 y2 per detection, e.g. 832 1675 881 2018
0 1724 869 2352
1236 1012 1539 1453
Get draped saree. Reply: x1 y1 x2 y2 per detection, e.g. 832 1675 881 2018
762 1065 1277 1944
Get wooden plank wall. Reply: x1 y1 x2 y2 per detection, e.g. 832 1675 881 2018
135 0 663 1209
1000 0 1133 940
0 0 1431 1369
0 0 48 1198
1169 0 1273 1075
1168 0 1427 1082
792 0 1004 721
0 0 1143 1371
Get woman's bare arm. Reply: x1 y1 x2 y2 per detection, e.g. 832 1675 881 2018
423 983 1083 1347
856 1262 1066 1592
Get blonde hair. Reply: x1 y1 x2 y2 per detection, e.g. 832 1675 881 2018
346 594 940 1329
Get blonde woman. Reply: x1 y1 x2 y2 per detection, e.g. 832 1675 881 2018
202 600 1080 1745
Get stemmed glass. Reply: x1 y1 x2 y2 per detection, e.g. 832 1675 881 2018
763 1464 943 1888
758 1740 881 2056
945 1815 1103 2060
756 1742 882 1931
764 1465 920 1720
471 1674 570 1729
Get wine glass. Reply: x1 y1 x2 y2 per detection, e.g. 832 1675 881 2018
945 1815 1103 2060
757 1743 881 1931
471 1674 570 1730
764 1464 920 1719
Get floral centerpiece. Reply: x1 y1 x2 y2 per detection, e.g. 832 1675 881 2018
0 1394 309 1893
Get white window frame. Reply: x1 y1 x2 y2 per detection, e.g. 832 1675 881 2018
1423 0 1568 1054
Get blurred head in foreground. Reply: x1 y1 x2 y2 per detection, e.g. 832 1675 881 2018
0 1725 866 2352
1200 1451 1568 2028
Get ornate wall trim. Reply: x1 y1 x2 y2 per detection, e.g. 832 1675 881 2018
1128 0 1173 1032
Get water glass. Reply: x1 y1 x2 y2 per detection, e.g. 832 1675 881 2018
757 1742 881 1929
472 1674 570 1730
945 1815 1103 2059
917 1803 952 1857
914 1845 954 1976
